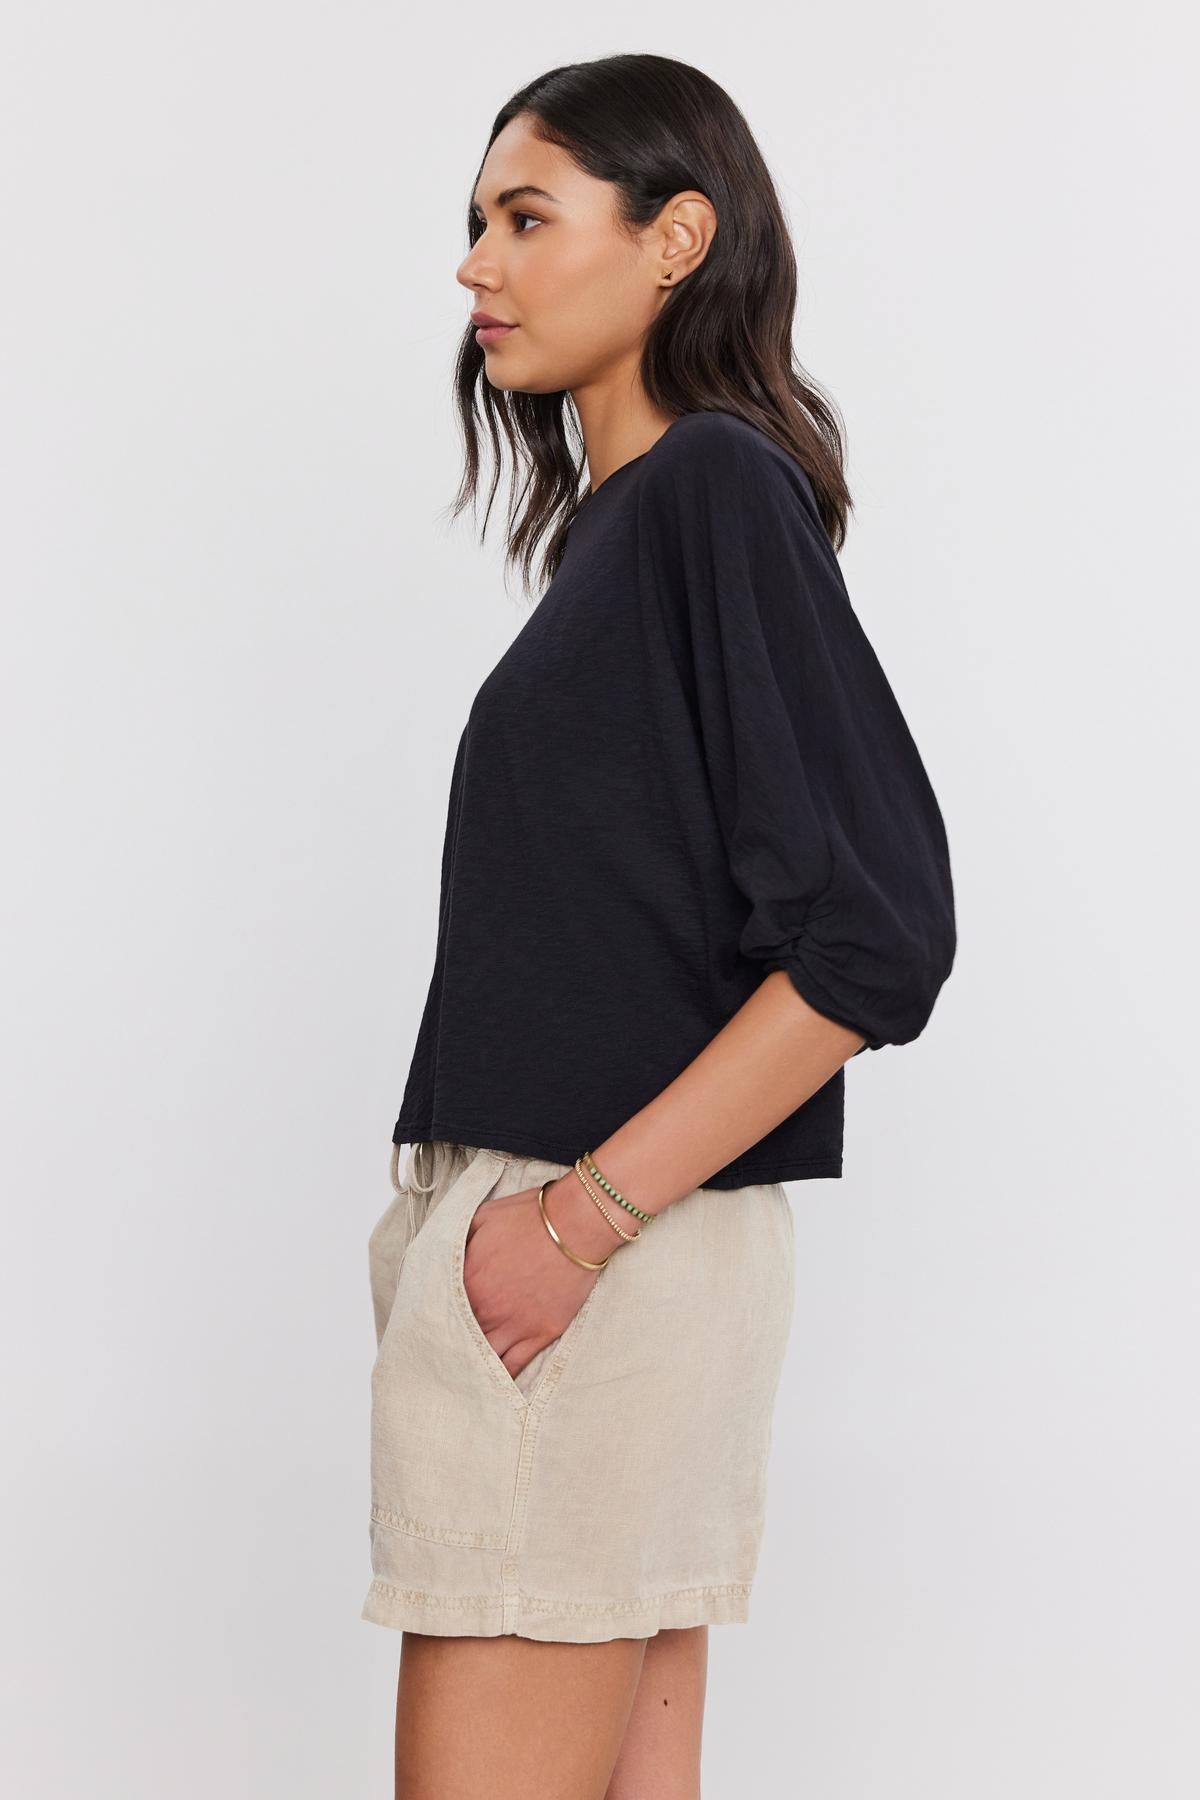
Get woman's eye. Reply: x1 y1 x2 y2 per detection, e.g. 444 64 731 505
470 210 543 237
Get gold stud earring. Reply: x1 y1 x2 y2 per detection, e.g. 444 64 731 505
662 269 673 282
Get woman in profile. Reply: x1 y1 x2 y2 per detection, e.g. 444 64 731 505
364 52 956 1799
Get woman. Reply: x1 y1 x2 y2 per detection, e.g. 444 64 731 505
363 54 956 1799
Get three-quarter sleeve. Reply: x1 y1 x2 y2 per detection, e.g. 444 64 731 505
643 418 956 1050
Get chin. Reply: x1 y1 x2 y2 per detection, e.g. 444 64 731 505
483 370 558 397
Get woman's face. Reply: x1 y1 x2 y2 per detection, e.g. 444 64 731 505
455 115 674 397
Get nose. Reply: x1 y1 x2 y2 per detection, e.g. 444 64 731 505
455 248 481 291
455 231 501 293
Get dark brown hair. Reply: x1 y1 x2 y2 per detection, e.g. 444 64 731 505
448 54 854 595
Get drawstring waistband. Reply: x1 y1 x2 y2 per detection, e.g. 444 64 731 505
389 1140 534 1243
405 1141 442 1241
390 1141 485 1244
390 1140 439 1243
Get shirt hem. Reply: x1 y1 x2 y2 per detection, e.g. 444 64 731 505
391 1116 842 1187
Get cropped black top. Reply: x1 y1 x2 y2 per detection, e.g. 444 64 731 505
391 410 956 1187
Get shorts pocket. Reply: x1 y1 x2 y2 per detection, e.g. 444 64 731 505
449 1167 611 1412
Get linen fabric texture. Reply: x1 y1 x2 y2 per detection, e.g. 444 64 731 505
363 1140 796 1642
390 411 956 1186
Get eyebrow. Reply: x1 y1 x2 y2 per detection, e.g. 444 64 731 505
470 184 562 217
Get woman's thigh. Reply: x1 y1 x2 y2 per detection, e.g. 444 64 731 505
394 1630 648 1800
605 1626 708 1800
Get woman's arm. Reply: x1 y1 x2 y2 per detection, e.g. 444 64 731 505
463 972 863 1381
532 424 958 1263
541 971 863 1259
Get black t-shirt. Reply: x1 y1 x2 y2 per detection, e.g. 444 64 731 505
391 410 956 1188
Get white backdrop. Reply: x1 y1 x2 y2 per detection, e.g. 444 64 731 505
2 5 1196 1795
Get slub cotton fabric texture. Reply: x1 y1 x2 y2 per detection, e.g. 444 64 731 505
391 410 956 1187
363 1140 795 1641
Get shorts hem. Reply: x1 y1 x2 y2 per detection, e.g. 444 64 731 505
360 1577 752 1642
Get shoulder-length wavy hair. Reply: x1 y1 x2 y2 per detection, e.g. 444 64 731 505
448 54 854 596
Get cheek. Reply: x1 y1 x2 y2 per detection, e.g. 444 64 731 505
535 251 649 352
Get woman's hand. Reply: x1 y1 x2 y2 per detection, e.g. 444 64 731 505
462 1175 621 1380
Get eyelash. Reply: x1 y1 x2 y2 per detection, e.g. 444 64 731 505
473 210 542 236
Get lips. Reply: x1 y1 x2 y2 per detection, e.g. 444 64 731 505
473 317 518 346
471 312 513 328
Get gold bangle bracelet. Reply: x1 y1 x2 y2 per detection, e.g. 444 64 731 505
537 1181 611 1270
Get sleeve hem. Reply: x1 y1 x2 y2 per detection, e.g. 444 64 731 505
763 958 886 1052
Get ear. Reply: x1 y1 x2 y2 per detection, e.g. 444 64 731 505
655 190 718 285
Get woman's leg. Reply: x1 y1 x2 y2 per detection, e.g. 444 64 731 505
394 1630 649 1800
604 1626 709 1800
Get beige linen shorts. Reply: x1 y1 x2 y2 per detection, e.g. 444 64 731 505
362 1139 795 1644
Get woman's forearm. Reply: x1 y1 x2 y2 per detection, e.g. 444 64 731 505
547 972 865 1257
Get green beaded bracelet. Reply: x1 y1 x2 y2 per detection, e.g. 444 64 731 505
582 1149 656 1224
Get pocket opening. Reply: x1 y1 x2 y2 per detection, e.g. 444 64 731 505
450 1165 610 1409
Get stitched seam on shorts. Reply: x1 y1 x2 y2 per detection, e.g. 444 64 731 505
520 1583 752 1618
367 1580 504 1611
370 1505 507 1550
365 1577 752 1618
